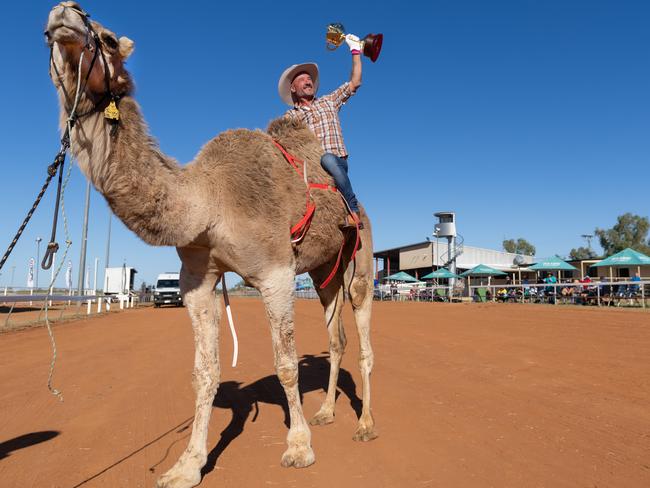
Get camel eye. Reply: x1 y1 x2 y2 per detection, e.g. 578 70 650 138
102 34 119 50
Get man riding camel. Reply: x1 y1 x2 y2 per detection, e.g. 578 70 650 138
278 34 364 230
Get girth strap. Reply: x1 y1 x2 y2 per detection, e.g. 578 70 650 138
272 140 361 289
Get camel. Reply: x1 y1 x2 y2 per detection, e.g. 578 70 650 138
45 3 377 487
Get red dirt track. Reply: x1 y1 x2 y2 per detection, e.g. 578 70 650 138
1 299 649 487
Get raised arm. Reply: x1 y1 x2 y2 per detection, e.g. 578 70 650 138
345 34 363 93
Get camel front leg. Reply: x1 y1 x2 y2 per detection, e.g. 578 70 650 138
311 283 346 426
258 267 315 468
157 267 221 488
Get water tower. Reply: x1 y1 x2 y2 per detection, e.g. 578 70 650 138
433 212 463 282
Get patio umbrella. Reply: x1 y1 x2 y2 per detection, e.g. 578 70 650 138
460 264 506 290
421 268 460 280
529 256 578 271
385 271 418 282
460 264 507 277
591 247 650 281
529 255 578 281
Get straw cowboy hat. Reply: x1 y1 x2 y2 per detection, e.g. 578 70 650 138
278 62 319 106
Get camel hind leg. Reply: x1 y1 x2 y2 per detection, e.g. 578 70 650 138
346 231 378 442
310 280 346 426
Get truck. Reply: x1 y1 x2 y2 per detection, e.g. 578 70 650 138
104 266 137 295
153 272 183 307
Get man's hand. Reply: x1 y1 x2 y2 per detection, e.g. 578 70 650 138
345 34 363 54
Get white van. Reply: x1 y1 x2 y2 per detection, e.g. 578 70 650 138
154 272 183 307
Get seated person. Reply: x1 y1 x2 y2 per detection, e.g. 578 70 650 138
496 287 508 301
561 283 574 297
630 272 642 295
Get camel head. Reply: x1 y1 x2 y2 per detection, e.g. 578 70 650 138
45 2 135 110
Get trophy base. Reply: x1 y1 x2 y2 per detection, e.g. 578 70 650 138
363 33 383 62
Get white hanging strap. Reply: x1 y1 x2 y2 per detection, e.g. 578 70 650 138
222 275 239 367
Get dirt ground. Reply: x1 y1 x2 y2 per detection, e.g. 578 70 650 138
0 299 649 488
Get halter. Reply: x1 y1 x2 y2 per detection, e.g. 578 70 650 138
48 4 119 125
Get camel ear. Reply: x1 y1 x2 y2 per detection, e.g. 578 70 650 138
119 36 135 59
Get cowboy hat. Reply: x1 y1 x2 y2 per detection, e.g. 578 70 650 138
278 62 319 106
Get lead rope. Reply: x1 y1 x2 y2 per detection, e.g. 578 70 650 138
42 50 88 401
221 276 239 367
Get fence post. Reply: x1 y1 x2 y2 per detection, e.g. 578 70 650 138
597 285 601 306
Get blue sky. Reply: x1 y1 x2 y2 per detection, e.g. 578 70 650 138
1 0 649 289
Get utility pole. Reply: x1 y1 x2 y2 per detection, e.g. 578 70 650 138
77 180 91 296
35 237 42 289
581 234 594 254
104 212 112 292
93 257 99 293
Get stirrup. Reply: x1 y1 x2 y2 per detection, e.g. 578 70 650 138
339 215 364 231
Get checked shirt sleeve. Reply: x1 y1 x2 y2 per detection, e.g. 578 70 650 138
323 82 354 110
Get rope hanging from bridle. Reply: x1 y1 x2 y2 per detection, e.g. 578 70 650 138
0 5 115 274
0 4 119 400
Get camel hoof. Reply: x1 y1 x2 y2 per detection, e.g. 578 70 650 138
155 468 201 488
310 411 335 426
280 446 316 468
352 426 379 442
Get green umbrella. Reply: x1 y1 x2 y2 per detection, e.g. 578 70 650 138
460 264 506 298
591 248 650 267
529 255 578 271
385 271 418 282
421 268 460 279
460 264 507 277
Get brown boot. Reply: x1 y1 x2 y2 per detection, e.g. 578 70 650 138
339 212 364 231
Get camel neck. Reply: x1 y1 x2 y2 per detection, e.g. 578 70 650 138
64 95 201 247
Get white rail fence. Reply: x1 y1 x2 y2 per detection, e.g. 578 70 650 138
1 289 140 329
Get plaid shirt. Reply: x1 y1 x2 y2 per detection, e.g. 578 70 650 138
285 82 354 157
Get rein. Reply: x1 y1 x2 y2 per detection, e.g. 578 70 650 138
0 5 117 274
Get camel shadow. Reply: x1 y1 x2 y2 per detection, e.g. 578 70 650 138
201 353 362 476
0 431 60 460
0 306 42 314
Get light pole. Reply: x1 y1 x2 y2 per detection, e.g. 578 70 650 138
35 237 42 290
426 237 434 273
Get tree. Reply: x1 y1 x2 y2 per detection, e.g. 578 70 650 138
231 279 247 290
595 213 650 255
503 238 536 256
568 246 596 260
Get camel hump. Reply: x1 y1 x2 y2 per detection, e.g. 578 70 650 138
267 116 321 153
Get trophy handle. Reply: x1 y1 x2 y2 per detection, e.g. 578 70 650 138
326 42 340 51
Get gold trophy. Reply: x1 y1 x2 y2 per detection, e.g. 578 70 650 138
326 23 383 62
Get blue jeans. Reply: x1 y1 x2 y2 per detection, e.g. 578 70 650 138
320 153 359 213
